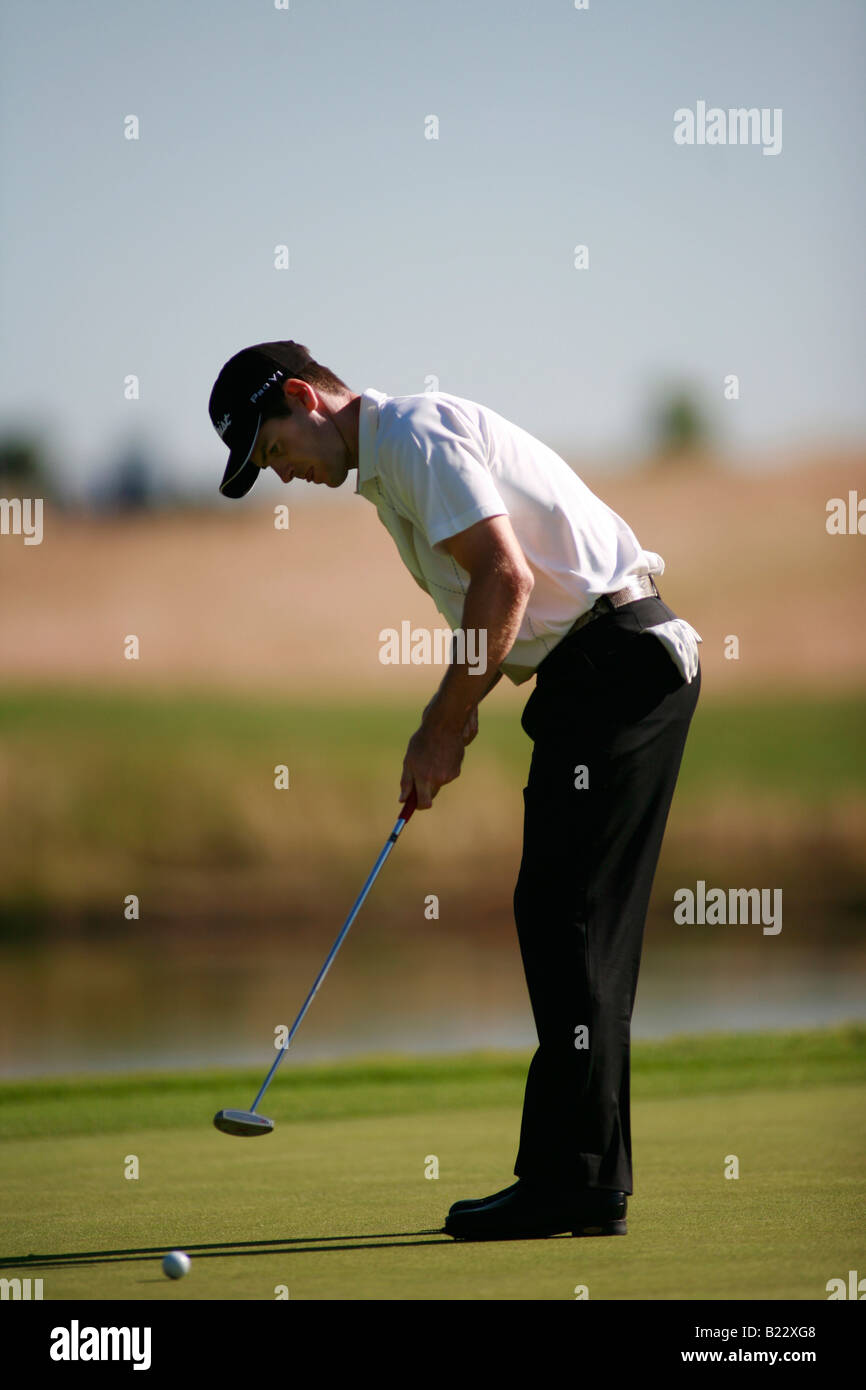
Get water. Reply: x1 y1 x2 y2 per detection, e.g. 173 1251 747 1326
1 925 863 1078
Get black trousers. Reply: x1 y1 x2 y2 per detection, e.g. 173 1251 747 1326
512 594 701 1194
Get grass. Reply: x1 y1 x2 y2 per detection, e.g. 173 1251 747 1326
0 687 863 918
2 1025 864 1139
0 685 864 801
1 1027 863 1300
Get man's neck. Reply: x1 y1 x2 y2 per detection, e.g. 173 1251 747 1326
323 391 362 470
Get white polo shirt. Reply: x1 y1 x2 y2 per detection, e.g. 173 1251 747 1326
356 388 665 684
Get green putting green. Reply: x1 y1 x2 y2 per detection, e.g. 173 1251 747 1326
2 1027 864 1301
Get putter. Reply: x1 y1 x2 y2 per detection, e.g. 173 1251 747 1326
214 787 418 1137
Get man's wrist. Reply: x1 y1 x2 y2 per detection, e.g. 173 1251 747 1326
422 691 469 736
423 665 500 733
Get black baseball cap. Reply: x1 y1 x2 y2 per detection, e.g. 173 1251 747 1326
209 342 313 498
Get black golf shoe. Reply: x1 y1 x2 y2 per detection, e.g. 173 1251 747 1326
444 1179 627 1240
448 1180 522 1217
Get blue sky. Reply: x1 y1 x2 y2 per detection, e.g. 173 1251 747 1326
1 0 863 500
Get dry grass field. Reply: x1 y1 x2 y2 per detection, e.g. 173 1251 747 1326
1 451 864 701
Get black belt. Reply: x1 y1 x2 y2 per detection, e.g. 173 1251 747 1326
567 574 660 636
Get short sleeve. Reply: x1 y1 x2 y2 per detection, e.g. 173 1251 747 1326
376 399 508 550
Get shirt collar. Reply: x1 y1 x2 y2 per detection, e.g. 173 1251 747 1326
356 388 388 494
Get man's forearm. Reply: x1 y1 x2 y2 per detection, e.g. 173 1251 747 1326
427 657 502 712
423 570 531 733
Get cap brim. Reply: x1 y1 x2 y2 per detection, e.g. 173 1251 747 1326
219 414 262 498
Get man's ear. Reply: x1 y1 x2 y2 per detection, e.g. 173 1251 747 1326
284 378 317 411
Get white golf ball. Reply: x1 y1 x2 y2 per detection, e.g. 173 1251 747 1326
162 1250 191 1280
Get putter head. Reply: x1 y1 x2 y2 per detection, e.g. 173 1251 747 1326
213 1109 275 1137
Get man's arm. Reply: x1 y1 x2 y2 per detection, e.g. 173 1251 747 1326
399 515 534 810
421 665 502 747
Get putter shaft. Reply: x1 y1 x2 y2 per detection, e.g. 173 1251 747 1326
248 789 418 1115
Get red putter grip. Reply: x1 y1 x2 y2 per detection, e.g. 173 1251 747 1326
399 787 418 824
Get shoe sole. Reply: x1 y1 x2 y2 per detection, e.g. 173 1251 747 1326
448 1188 626 1219
445 1218 627 1241
573 1219 628 1237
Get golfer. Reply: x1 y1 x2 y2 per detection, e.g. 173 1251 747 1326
209 340 702 1241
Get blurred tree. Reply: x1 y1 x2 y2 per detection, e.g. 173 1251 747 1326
649 388 714 466
0 433 55 499
107 446 152 509
91 442 161 512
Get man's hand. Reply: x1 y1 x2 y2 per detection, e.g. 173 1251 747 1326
400 720 466 811
400 702 478 810
461 706 479 745
398 515 533 812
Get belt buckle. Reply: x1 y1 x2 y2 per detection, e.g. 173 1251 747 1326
617 575 658 605
568 576 656 639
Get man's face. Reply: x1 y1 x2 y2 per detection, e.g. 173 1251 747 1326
249 381 351 488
